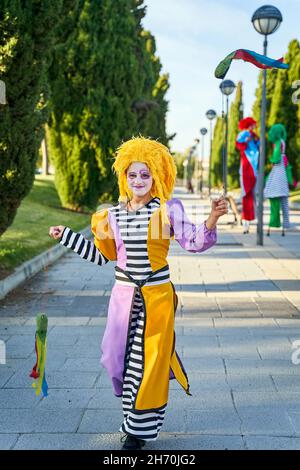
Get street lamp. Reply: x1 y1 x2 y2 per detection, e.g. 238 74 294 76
199 127 208 196
206 109 217 195
251 5 282 246
219 79 235 195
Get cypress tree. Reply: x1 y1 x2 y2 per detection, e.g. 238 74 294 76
227 81 243 189
0 0 63 235
268 39 300 180
48 0 169 209
211 116 223 188
134 29 170 144
252 68 278 132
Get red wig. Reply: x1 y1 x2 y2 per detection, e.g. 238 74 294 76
238 117 257 130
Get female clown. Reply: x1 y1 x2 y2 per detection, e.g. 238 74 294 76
264 123 294 236
49 137 228 450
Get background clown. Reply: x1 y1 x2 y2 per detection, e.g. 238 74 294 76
236 117 260 234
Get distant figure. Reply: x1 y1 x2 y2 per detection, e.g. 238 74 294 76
187 179 194 193
236 117 260 234
264 123 294 236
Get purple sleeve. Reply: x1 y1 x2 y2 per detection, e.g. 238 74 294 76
166 198 217 253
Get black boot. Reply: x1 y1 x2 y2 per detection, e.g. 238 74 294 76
121 434 146 450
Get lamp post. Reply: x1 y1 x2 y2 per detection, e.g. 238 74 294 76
206 109 217 196
199 127 208 196
219 79 235 195
251 5 282 246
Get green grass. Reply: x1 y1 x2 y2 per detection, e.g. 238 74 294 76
289 188 300 203
0 175 91 278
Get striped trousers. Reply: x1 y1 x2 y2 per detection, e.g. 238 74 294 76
281 196 290 229
120 289 166 441
269 196 290 229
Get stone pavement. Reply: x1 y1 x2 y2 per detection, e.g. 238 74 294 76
0 189 300 450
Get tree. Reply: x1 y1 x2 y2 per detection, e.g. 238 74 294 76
252 68 278 133
210 116 223 188
48 0 170 209
268 39 300 180
0 0 63 235
227 81 243 189
134 29 170 144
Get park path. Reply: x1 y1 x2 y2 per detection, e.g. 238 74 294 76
0 188 300 450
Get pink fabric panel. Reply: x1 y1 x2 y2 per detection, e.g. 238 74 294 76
100 283 135 396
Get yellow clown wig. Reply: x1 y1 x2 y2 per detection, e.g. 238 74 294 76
112 137 177 224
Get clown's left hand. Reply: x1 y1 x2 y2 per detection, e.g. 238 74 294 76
206 197 228 230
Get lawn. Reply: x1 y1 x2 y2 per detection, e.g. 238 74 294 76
0 175 91 279
290 188 300 203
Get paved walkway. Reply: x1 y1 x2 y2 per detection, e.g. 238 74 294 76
1 189 300 450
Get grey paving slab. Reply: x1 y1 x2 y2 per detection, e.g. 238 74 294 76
95 370 113 389
0 434 19 450
0 368 15 388
12 432 245 450
245 435 300 450
176 335 219 347
226 373 276 392
5 370 99 389
87 388 121 408
214 327 253 337
238 407 295 435
147 433 246 450
286 412 300 434
272 375 300 392
168 389 235 411
180 357 225 374
0 409 84 433
50 325 104 336
13 433 121 450
61 358 101 372
276 319 300 328
184 373 229 392
78 409 122 433
232 391 285 409
257 344 294 360
215 318 278 328
183 326 218 336
250 328 300 337
0 389 41 408
186 409 241 435
277 392 300 411
5 336 34 359
0 326 37 336
225 359 300 377
36 389 97 409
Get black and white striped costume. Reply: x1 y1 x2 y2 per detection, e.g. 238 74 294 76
60 197 168 441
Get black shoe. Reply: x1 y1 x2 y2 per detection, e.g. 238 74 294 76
121 434 146 450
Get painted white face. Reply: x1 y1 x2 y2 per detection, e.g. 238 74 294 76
126 162 153 198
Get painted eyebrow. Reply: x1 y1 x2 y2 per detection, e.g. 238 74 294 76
127 171 150 174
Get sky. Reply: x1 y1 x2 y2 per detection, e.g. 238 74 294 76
142 0 300 157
